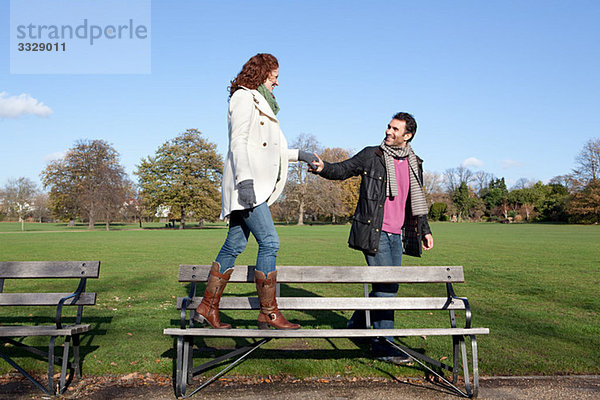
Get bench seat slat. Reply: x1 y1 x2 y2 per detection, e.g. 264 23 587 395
164 327 490 338
0 293 97 306
179 265 464 283
0 324 91 337
0 261 100 279
177 296 466 310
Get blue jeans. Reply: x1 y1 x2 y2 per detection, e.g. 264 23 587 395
348 232 402 352
215 202 279 275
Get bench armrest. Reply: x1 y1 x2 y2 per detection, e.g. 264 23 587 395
55 293 79 329
446 283 471 329
180 282 197 329
55 278 87 329
180 296 193 329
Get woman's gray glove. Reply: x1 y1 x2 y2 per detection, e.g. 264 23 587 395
298 151 318 170
237 179 256 208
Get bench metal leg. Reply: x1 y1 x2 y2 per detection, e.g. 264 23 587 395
459 335 472 396
186 337 194 385
452 335 460 383
73 334 82 378
181 337 192 390
175 336 185 397
174 337 271 398
386 337 475 398
457 335 482 398
1 335 80 396
58 336 71 394
471 335 480 398
0 349 53 395
48 336 56 394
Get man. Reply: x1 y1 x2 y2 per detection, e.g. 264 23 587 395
311 112 434 364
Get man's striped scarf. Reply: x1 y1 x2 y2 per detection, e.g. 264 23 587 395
380 141 429 216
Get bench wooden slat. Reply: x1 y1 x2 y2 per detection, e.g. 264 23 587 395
0 324 91 337
0 261 100 279
0 293 97 306
179 265 465 283
164 327 490 338
177 296 466 310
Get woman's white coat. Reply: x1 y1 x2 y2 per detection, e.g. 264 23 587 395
220 87 299 219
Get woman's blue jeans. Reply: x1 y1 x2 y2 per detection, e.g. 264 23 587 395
348 232 402 348
215 202 279 275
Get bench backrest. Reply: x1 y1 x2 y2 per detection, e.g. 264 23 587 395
179 265 464 284
177 265 465 312
0 261 100 306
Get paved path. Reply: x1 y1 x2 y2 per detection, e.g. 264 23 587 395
1 375 599 399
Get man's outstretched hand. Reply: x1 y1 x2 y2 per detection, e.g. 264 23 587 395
307 153 324 173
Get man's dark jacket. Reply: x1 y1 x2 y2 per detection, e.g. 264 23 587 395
319 146 432 257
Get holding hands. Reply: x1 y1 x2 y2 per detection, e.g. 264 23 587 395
298 151 324 173
298 151 320 171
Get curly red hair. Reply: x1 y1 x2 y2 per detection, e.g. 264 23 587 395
229 53 279 97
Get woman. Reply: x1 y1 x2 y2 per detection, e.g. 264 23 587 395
194 53 316 330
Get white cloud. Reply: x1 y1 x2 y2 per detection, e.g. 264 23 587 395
0 92 52 118
44 151 67 162
461 157 483 169
502 159 524 169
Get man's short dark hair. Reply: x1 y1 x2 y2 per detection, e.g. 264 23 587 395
392 112 417 141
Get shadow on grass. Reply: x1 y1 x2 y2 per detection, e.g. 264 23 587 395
0 316 112 377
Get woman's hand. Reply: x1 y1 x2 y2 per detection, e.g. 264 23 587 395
298 151 319 170
237 179 256 208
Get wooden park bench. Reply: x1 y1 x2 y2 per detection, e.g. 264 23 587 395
164 265 489 398
0 261 100 395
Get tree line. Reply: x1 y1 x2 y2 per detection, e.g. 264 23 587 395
422 137 599 224
1 132 598 229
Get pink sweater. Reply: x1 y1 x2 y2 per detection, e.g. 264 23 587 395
381 158 410 234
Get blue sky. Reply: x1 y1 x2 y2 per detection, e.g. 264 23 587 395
1 0 599 190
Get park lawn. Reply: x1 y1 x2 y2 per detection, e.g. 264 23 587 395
0 222 599 378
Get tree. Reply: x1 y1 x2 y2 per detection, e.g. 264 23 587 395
472 171 494 196
573 138 600 183
482 178 509 218
566 179 600 223
31 192 51 223
282 134 320 225
512 178 534 190
313 147 359 223
41 158 79 224
1 177 38 231
508 182 546 221
136 129 223 229
41 139 130 229
537 183 569 222
121 187 152 228
452 182 478 221
423 170 445 203
99 176 133 231
444 166 474 193
428 202 448 221
549 174 580 193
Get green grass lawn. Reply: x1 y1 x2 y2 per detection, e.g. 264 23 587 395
1 222 599 378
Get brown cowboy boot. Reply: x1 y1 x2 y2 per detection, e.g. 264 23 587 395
255 270 300 330
193 262 233 329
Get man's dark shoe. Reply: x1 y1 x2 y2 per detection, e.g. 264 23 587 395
372 339 412 364
377 352 411 364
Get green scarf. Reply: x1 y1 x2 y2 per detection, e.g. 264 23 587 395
257 84 280 115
